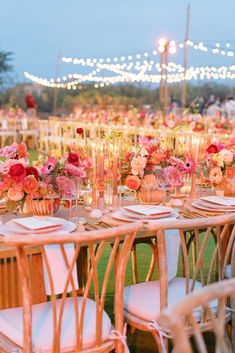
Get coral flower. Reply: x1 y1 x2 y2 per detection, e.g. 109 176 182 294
23 176 38 194
17 142 28 159
125 175 141 191
0 182 8 193
209 167 223 184
7 188 24 201
141 174 157 190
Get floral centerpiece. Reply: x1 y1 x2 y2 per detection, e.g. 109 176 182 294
0 142 39 212
34 145 92 209
0 142 92 214
201 140 235 194
123 135 196 203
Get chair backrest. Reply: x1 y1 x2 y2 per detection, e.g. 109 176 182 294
159 278 235 353
148 214 235 310
0 222 142 353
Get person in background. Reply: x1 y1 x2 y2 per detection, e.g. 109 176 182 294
25 92 37 117
199 97 205 115
206 100 221 117
224 96 235 118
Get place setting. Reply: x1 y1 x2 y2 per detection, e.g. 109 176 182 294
191 196 235 214
102 204 179 226
0 216 76 238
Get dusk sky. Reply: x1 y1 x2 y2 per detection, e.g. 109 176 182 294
1 0 235 82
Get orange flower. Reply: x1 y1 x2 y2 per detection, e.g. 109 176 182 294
7 188 24 201
125 175 141 191
23 176 38 194
148 152 164 165
141 174 157 190
17 142 28 159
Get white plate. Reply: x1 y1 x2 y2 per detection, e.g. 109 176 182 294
191 200 235 213
121 206 174 219
112 209 178 223
4 217 76 234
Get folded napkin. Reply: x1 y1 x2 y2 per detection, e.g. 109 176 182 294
201 196 235 207
13 217 63 231
43 242 79 295
123 205 171 216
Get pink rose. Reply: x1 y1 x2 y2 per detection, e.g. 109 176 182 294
65 163 86 178
7 188 24 201
163 166 183 187
131 156 147 177
125 175 141 191
219 149 234 165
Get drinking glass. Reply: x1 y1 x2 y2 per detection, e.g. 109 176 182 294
57 176 79 221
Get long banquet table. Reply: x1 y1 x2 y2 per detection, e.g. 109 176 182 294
0 199 232 310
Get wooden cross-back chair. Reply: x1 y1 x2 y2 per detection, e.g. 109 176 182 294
159 278 235 353
123 214 235 352
0 221 142 353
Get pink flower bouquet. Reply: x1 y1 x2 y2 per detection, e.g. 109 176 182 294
202 140 235 185
123 136 196 192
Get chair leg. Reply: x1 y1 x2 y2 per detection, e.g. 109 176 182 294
231 312 235 351
126 324 136 345
224 331 233 353
151 331 168 353
146 244 158 282
131 245 138 284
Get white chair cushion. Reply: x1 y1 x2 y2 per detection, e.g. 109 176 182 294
0 297 111 352
124 277 217 322
225 264 232 278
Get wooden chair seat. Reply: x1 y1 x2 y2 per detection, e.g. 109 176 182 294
124 277 217 323
125 214 235 352
0 222 142 352
159 279 235 353
0 297 112 352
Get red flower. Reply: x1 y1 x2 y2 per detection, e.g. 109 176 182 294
207 144 218 154
146 135 153 140
68 152 79 165
9 163 26 180
25 166 39 179
146 144 157 155
76 127 84 135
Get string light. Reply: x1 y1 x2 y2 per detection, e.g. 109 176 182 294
179 40 235 57
24 64 235 89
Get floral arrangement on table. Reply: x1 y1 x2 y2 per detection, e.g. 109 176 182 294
0 142 92 214
0 142 38 212
201 141 235 188
123 135 196 203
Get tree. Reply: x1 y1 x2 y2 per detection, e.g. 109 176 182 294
0 49 13 86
